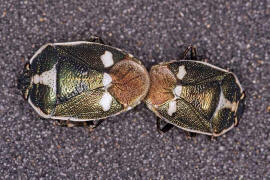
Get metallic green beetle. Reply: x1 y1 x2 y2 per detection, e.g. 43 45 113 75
145 46 245 137
18 38 150 128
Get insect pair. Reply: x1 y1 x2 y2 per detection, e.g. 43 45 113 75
18 37 245 137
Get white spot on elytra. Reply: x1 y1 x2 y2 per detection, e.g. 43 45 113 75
177 65 187 80
168 100 177 116
32 64 57 94
102 73 112 87
173 85 182 97
99 92 113 111
101 51 114 68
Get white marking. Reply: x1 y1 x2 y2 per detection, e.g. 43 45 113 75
33 75 40 84
99 92 113 111
128 53 134 58
29 43 52 64
102 73 112 87
167 100 177 116
218 90 237 111
213 90 237 120
173 85 182 97
101 51 114 68
177 65 187 80
32 64 57 94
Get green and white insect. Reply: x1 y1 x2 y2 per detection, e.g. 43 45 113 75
145 46 245 137
18 37 150 128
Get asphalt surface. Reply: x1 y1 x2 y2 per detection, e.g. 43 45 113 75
1 0 270 179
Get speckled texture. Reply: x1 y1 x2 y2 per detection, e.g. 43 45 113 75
1 0 270 179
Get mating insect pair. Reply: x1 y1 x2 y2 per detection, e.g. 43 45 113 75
18 37 245 137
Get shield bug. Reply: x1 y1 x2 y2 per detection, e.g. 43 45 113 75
18 37 150 129
145 46 245 137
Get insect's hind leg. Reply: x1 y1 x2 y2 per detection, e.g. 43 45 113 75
88 35 105 44
183 45 197 60
156 117 175 134
53 120 82 127
85 119 105 132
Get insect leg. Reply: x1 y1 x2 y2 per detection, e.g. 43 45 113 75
93 119 105 129
86 119 105 131
54 120 80 127
88 35 105 44
183 45 197 60
185 131 197 139
156 117 174 133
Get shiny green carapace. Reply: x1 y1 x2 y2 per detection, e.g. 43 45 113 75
145 46 245 136
18 40 150 123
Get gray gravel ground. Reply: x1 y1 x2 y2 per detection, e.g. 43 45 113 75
1 0 270 179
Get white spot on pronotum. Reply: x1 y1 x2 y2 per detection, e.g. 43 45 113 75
102 73 112 87
177 65 187 80
173 85 182 97
101 51 114 68
32 64 57 94
167 100 177 116
99 92 113 111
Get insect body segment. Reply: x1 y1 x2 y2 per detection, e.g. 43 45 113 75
18 41 150 123
145 46 245 137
